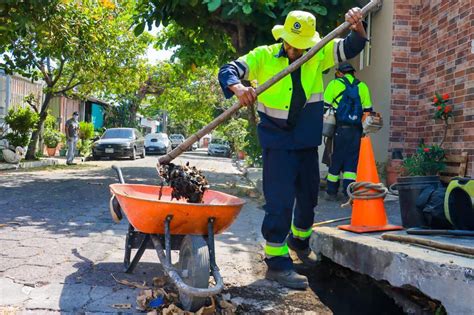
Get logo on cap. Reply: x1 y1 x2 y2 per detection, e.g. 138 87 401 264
293 22 301 29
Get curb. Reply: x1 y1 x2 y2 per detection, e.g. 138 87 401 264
0 158 59 171
234 159 263 195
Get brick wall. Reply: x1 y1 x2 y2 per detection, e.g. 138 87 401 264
390 0 474 175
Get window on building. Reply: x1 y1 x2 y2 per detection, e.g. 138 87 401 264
359 12 372 70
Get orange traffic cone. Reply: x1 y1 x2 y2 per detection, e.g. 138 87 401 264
338 136 403 233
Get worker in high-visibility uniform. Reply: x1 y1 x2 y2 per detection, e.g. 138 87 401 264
324 62 373 201
218 9 367 289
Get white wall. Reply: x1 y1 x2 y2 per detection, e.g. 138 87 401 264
353 1 394 163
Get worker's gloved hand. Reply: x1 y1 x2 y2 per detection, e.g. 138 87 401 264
229 83 257 107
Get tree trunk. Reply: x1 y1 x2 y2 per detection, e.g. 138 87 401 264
26 93 52 160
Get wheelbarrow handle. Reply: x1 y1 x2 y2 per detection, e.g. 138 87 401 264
150 235 224 297
112 165 125 184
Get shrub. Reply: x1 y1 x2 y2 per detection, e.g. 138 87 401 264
76 139 92 157
79 122 94 140
222 118 248 154
4 107 39 147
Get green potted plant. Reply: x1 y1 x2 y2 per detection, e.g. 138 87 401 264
59 133 67 156
43 129 62 157
395 92 452 227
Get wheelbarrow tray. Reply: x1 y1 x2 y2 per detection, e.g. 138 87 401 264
110 184 245 235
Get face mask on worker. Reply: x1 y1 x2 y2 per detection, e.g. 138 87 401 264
73 115 79 122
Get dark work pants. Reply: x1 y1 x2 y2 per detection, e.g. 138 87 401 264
262 148 320 271
327 126 362 196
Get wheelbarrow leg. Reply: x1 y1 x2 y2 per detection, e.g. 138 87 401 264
123 224 133 269
124 224 150 273
165 215 173 265
207 218 218 272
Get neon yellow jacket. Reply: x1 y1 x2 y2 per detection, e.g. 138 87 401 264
323 74 372 110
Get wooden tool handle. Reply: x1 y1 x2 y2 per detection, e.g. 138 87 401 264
158 0 382 165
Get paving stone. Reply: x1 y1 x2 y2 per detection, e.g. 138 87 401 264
24 283 91 311
1 246 42 259
0 278 29 305
85 287 136 313
19 237 59 248
0 239 19 251
3 264 52 283
0 257 25 272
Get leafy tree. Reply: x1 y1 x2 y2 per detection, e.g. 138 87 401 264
0 0 150 159
134 0 356 67
104 101 140 129
220 117 248 153
142 62 233 137
0 0 59 48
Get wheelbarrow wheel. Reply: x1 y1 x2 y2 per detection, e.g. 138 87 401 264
178 235 210 312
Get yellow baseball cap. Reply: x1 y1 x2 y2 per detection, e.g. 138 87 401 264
272 10 321 50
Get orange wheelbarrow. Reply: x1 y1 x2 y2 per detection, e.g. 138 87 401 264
109 166 245 311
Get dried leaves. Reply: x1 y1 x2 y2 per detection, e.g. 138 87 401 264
159 162 209 203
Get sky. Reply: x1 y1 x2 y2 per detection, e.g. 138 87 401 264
145 25 174 64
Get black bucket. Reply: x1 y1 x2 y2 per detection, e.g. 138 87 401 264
394 176 441 228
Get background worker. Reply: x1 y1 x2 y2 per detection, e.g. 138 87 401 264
65 111 80 165
324 62 373 201
218 9 368 289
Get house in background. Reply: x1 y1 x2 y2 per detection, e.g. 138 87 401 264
49 96 81 133
321 0 473 175
83 97 109 131
139 115 161 135
0 70 43 127
44 96 109 132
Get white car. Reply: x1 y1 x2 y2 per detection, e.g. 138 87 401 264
169 134 185 149
144 133 171 155
208 138 231 157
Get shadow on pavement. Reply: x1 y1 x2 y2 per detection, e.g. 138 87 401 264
58 248 165 313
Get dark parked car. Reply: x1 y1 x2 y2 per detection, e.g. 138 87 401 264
92 128 145 160
145 133 171 155
208 138 231 157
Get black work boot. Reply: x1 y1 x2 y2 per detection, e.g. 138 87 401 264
288 247 319 266
265 269 309 290
324 192 338 201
